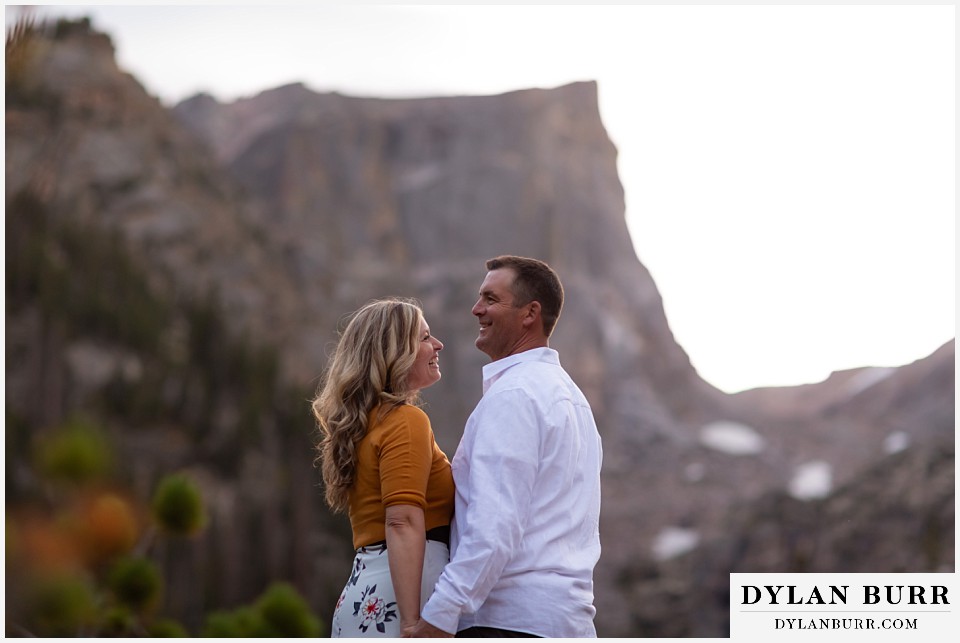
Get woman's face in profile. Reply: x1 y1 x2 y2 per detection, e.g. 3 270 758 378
406 317 444 391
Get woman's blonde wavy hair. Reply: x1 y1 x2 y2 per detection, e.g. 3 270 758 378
312 298 425 513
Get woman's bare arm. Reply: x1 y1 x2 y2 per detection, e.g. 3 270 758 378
385 503 427 633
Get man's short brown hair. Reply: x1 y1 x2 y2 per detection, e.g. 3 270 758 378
486 255 564 337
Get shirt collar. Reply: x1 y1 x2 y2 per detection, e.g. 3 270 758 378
481 347 559 394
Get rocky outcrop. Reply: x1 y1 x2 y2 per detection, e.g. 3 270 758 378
173 79 727 452
5 19 302 349
6 20 953 637
618 435 954 637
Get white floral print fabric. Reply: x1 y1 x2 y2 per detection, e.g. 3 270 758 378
331 540 449 637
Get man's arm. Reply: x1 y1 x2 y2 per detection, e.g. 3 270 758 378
419 388 540 632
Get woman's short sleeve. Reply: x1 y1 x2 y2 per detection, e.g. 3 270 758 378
377 406 433 509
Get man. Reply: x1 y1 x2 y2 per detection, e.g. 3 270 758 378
410 255 603 638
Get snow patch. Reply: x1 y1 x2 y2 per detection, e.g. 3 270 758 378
788 460 833 501
652 527 700 561
884 431 911 454
699 421 766 456
846 367 897 395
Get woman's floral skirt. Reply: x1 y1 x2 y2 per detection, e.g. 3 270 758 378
331 539 449 637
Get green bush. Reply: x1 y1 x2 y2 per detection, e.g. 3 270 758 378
107 556 163 612
147 617 189 637
99 605 138 637
200 582 323 637
201 606 263 637
33 417 112 484
151 473 207 537
21 572 97 637
255 582 322 637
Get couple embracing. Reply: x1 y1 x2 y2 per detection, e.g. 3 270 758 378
312 255 603 638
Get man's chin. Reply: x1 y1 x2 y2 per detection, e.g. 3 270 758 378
475 340 497 361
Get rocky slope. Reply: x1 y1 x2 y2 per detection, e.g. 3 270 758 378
6 19 954 637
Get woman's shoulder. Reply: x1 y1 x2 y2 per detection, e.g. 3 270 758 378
371 403 431 431
369 404 434 452
387 403 431 425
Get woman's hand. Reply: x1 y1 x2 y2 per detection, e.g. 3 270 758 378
401 619 419 637
404 618 455 637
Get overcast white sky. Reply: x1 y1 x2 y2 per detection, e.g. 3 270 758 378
7 2 956 393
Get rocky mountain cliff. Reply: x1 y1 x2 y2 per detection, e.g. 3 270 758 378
171 77 728 453
6 20 953 637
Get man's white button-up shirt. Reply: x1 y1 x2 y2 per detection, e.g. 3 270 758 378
421 347 603 637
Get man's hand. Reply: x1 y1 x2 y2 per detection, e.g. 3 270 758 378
404 618 454 638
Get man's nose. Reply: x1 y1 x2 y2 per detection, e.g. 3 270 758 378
471 300 483 316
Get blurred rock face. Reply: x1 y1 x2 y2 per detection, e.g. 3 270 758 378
176 79 730 441
6 20 953 637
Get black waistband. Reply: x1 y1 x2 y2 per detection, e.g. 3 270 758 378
362 525 450 550
426 524 450 545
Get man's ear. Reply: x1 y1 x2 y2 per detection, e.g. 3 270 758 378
521 301 542 329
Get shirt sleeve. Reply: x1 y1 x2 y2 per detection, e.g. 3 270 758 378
421 387 540 632
378 406 433 509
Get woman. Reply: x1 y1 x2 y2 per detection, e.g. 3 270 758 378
312 298 454 637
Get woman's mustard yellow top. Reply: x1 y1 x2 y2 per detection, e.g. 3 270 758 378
347 403 454 549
